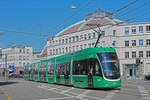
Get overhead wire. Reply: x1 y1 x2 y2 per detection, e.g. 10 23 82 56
49 0 96 34
0 0 96 39
0 28 48 38
116 0 150 19
0 0 149 40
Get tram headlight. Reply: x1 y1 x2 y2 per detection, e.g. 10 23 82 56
113 82 116 85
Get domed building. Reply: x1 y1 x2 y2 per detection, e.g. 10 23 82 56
46 9 150 80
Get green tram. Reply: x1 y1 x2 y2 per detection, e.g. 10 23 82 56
24 48 121 88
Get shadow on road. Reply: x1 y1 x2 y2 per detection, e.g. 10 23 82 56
83 87 121 91
0 81 18 86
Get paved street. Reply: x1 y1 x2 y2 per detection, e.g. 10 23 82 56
0 77 150 100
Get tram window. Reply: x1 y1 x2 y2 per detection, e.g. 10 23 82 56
73 58 102 76
88 58 103 76
73 60 88 75
48 64 54 75
66 63 70 75
95 60 102 76
51 65 54 75
24 69 28 74
56 64 61 75
73 62 79 75
60 65 65 75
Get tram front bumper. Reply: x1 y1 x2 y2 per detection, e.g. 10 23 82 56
93 78 121 88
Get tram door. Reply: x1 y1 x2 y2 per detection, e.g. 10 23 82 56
31 69 33 80
88 60 94 88
64 63 69 85
43 67 46 81
56 65 60 83
39 68 42 81
29 68 31 80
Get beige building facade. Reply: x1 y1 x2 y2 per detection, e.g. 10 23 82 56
0 45 32 75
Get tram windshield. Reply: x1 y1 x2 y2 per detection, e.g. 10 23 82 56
97 53 120 79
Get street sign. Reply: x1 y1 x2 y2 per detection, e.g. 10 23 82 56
9 65 15 71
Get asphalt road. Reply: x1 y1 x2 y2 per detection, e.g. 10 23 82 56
0 77 150 100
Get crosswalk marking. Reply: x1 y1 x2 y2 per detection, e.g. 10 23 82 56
38 84 103 100
138 85 150 99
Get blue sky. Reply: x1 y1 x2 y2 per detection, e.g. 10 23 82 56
0 0 150 52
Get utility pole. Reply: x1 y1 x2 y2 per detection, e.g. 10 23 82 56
5 54 7 80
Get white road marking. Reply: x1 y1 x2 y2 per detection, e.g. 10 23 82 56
138 85 150 99
102 91 116 100
40 96 75 100
76 90 91 100
38 84 112 100
60 87 74 94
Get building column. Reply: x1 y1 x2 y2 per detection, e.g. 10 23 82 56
139 64 144 80
122 64 126 80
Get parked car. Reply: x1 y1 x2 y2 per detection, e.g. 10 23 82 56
17 74 24 78
144 75 150 80
8 73 17 78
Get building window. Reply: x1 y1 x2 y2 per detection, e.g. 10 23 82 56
19 55 22 60
65 38 68 43
53 41 55 44
125 52 129 58
80 45 83 50
23 62 26 66
50 50 52 55
59 40 61 44
146 39 150 45
59 48 61 54
76 36 79 41
53 49 55 55
66 47 68 53
80 35 83 41
131 27 136 34
125 40 129 47
62 48 64 54
19 49 22 53
56 49 58 55
101 31 105 36
73 36 75 42
69 46 71 52
113 30 116 36
146 25 150 32
76 45 79 51
84 44 87 48
19 62 22 66
112 41 116 46
132 51 136 58
91 43 95 47
146 51 150 57
88 43 91 47
139 40 143 46
139 51 143 58
93 33 96 38
27 49 30 54
84 34 87 40
139 26 143 33
132 40 136 46
62 39 64 44
88 33 91 39
73 46 75 52
69 37 71 43
125 27 129 34
23 56 25 60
